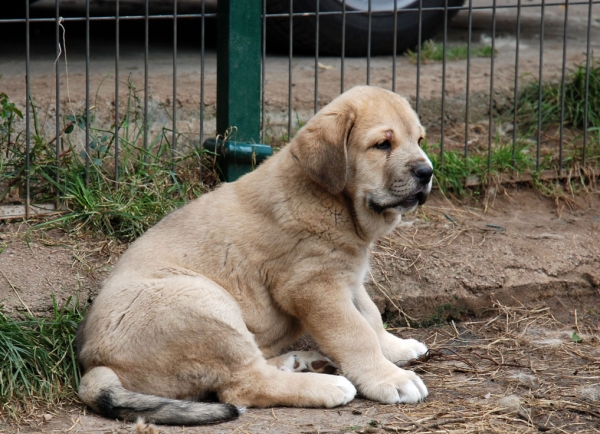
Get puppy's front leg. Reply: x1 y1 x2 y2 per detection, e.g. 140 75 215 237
353 285 428 365
301 289 428 404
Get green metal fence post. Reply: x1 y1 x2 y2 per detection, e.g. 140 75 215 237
205 0 272 182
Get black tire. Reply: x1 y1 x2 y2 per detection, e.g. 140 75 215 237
1 0 42 17
266 0 465 56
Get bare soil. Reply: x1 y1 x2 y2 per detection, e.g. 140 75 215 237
1 0 599 151
1 188 599 434
1 3 600 433
10 299 600 434
368 188 600 326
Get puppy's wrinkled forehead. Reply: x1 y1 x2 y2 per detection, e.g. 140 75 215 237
356 92 424 143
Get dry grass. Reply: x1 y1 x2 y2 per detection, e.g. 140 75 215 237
66 302 599 434
353 203 600 433
2 190 599 432
370 201 485 267
387 302 600 434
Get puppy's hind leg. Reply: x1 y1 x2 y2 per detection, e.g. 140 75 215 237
219 360 355 408
166 280 355 409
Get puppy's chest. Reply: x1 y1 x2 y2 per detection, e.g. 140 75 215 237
299 204 354 242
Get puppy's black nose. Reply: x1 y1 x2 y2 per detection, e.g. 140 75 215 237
412 164 433 185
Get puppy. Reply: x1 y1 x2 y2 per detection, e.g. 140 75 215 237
76 85 433 425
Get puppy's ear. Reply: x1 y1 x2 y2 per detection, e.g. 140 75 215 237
290 107 355 194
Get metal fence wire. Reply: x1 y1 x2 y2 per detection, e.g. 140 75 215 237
0 0 598 219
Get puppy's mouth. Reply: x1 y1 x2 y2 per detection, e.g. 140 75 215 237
368 190 428 214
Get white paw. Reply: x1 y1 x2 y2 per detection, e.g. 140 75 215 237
333 376 357 405
402 338 428 359
382 336 428 366
278 356 296 372
361 368 428 404
278 351 338 374
396 372 428 403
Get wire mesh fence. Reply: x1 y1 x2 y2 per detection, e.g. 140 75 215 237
0 0 598 220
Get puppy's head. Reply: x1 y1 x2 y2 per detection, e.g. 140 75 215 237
290 86 433 225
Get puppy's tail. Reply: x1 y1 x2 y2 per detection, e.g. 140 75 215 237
79 367 240 425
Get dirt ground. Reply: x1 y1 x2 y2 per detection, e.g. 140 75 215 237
1 0 599 149
8 301 600 434
1 188 599 433
1 2 600 433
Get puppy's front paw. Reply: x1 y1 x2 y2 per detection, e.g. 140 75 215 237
382 335 428 366
360 368 428 404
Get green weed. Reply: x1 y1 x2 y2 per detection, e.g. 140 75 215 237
516 60 600 131
406 40 495 64
35 136 208 241
423 140 537 195
0 78 24 149
421 60 600 196
2 59 599 243
0 297 84 418
1 75 213 242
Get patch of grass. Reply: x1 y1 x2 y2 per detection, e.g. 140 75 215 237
422 59 600 197
419 59 600 198
0 297 84 418
423 141 537 196
516 60 600 130
1 75 215 242
35 141 209 242
406 40 495 64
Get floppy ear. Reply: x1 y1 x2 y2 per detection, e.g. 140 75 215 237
290 107 355 194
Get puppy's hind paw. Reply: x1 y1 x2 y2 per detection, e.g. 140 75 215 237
333 376 357 405
273 350 338 374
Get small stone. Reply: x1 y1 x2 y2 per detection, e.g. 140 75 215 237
43 414 53 422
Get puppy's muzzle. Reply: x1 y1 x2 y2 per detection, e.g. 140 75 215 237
412 163 433 206
412 164 433 186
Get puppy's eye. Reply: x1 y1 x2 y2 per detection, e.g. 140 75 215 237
418 137 424 147
373 140 391 151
